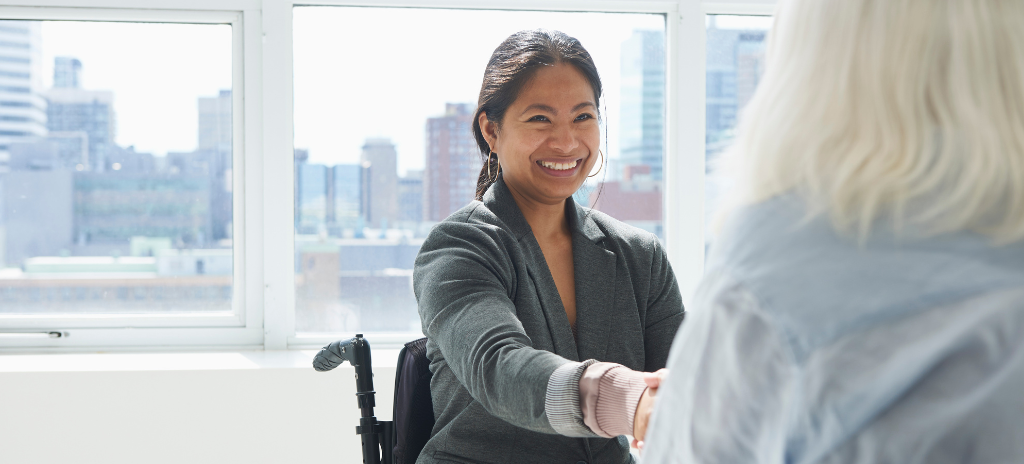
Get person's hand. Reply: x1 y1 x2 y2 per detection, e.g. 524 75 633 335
632 368 668 451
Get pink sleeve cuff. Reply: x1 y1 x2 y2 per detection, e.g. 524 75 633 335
578 362 648 438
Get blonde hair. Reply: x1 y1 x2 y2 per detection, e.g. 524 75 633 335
718 0 1024 243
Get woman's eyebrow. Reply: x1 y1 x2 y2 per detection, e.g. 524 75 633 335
519 101 596 116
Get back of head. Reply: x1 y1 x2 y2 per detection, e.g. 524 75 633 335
720 0 1024 243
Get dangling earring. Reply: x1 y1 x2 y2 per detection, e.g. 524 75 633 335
587 149 605 178
488 152 500 181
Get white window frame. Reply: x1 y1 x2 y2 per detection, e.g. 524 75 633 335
0 0 265 351
0 0 777 352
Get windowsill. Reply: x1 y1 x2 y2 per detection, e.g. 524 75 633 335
0 349 403 373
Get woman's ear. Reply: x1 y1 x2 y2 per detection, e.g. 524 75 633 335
478 112 499 152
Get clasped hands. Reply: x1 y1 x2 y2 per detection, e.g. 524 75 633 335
632 368 668 452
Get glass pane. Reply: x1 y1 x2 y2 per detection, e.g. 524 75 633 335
705 15 772 238
294 7 666 334
0 21 234 316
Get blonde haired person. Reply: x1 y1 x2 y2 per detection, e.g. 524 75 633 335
640 0 1024 462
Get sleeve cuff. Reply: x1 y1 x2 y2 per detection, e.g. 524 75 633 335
544 359 599 437
594 366 648 437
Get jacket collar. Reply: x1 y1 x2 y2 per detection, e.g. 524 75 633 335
482 176 607 245
482 177 617 362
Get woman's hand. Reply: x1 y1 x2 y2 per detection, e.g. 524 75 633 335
632 368 669 450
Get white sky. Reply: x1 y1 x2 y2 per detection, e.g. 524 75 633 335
40 21 232 156
293 7 663 175
36 12 769 173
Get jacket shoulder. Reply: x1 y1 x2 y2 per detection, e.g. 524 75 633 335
584 208 662 252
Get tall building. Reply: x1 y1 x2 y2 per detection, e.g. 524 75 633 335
706 18 767 156
0 20 47 172
619 29 665 180
296 162 328 233
329 163 362 230
361 137 398 229
397 169 423 225
424 103 477 221
196 90 232 241
45 56 116 172
198 89 231 153
53 56 81 89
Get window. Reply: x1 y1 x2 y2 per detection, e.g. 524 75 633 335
0 0 780 351
704 15 772 237
292 6 666 338
0 6 251 349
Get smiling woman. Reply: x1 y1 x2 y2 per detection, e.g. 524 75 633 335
412 29 685 464
480 64 600 206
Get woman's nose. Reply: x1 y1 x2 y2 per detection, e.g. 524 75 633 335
547 124 579 153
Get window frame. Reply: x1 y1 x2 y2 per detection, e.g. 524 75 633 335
0 0 777 352
0 1 264 351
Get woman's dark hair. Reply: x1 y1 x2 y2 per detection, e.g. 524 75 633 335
473 29 603 200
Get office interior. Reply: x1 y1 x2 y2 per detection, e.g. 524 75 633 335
0 1 774 462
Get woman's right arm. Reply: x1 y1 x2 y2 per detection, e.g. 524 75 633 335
640 271 796 463
414 218 591 436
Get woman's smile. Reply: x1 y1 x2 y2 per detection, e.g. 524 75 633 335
536 157 584 177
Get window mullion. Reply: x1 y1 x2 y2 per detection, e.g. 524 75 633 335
664 0 707 308
261 0 296 350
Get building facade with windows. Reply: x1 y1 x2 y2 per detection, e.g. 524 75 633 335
706 18 767 157
424 103 477 222
0 20 47 172
619 29 665 181
330 163 364 232
360 137 398 229
397 169 422 226
45 78 115 172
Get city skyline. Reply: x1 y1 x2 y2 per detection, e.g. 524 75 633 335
38 20 231 156
2 13 773 333
293 7 664 176
30 12 769 170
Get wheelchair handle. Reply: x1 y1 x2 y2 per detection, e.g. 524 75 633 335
313 334 392 464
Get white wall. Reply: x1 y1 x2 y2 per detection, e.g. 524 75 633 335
0 351 398 464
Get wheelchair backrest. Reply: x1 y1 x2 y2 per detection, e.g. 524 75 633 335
392 337 434 464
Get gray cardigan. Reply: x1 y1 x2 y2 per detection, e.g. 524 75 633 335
413 178 685 464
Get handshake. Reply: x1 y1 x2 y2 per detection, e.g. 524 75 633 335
632 368 668 452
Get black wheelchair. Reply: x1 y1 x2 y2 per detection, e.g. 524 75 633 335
313 335 435 464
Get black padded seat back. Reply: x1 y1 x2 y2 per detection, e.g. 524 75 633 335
392 337 434 464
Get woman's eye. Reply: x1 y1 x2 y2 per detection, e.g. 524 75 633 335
575 113 595 122
528 115 549 122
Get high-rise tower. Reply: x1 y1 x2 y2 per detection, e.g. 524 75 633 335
424 103 476 221
53 56 81 89
361 137 398 229
0 20 47 172
619 29 665 180
705 18 766 156
46 56 115 172
198 89 231 153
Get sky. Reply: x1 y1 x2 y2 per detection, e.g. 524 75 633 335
35 11 771 175
293 7 663 176
39 21 232 156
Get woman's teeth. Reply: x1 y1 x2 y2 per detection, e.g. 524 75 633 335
539 160 578 171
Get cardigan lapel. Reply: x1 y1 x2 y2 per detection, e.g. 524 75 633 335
568 201 617 362
483 178 580 361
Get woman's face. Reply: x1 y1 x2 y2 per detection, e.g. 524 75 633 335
479 63 600 208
